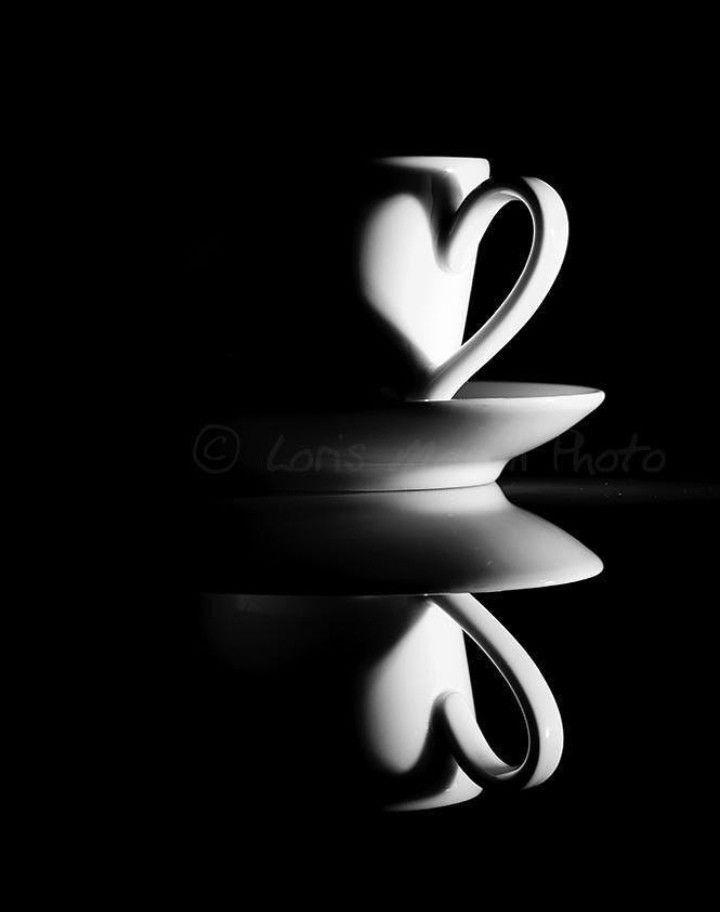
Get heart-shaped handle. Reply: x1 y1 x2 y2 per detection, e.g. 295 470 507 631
432 592 563 790
411 177 569 400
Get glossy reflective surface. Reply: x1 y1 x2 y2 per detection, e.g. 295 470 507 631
196 483 603 809
127 479 719 858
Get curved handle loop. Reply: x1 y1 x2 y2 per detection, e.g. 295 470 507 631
414 177 569 400
432 592 563 790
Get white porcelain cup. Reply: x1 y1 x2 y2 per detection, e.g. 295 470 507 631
359 156 569 400
202 591 562 810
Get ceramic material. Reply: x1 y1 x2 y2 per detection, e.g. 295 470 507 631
360 157 569 400
196 482 603 594
203 591 563 810
192 381 604 493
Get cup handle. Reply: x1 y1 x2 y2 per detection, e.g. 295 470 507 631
432 592 563 790
414 177 569 400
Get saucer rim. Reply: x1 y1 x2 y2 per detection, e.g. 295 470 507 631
416 380 605 406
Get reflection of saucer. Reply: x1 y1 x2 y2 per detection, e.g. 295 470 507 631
194 381 604 493
194 482 602 594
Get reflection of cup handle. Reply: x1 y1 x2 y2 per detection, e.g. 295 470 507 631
432 592 563 790
415 177 569 400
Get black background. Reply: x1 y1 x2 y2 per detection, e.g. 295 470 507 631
112 42 717 891
136 68 715 487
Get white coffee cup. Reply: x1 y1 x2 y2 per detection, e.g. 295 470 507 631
359 156 569 399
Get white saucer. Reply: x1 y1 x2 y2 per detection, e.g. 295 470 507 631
198 381 604 492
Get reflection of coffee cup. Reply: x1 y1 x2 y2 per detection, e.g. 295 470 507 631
359 157 569 399
202 591 562 810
